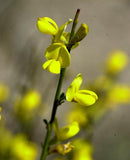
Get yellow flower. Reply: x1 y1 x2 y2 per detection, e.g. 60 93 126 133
54 121 80 141
37 17 58 35
72 139 93 160
106 50 128 74
21 90 41 110
107 84 130 105
0 107 1 120
14 90 42 122
37 17 72 43
53 19 72 43
43 43 71 74
11 134 38 160
50 142 73 155
67 107 88 127
66 74 98 106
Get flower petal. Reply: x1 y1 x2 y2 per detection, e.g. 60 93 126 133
71 42 80 49
58 45 71 67
42 59 53 69
43 17 58 30
66 74 82 102
42 59 60 74
45 43 61 60
57 122 80 141
66 85 75 102
75 90 98 106
45 43 71 68
54 19 72 42
71 74 83 92
37 17 58 35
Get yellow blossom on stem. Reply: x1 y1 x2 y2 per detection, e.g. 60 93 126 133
37 17 72 43
37 17 58 35
66 73 98 106
42 43 71 74
50 142 73 155
53 19 72 43
54 121 80 141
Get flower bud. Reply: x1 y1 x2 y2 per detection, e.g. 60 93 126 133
37 17 58 35
70 23 89 45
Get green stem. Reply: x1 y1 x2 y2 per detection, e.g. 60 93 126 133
50 68 66 124
69 9 80 43
40 9 80 160
40 123 52 160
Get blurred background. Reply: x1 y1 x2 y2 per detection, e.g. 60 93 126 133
0 0 130 160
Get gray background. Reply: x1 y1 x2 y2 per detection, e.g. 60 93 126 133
0 0 130 159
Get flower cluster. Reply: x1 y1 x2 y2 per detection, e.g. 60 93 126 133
37 14 98 157
37 17 72 74
37 17 89 74
37 16 98 106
